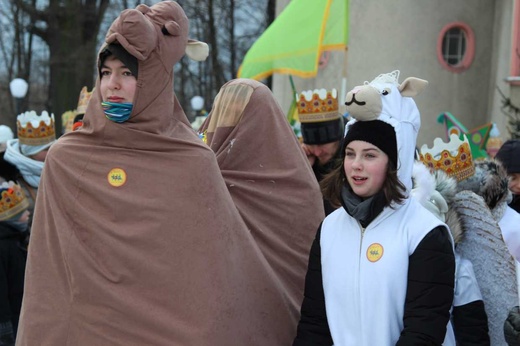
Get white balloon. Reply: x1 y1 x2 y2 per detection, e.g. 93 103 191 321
190 96 204 111
9 78 29 98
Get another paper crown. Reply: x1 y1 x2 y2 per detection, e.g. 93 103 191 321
419 133 475 182
297 88 340 123
76 86 94 115
61 110 76 134
17 110 56 146
485 123 503 158
0 181 29 221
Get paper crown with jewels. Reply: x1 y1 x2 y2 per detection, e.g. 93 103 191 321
297 88 340 123
419 133 475 182
0 181 29 221
17 110 56 146
61 110 76 134
437 112 492 160
485 123 503 158
76 86 94 115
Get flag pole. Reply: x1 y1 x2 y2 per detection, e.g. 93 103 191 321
287 74 298 123
340 47 348 115
339 0 349 115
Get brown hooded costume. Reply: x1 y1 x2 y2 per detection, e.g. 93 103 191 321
17 2 322 345
199 78 324 319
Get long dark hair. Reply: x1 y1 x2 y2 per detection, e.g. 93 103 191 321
321 156 406 209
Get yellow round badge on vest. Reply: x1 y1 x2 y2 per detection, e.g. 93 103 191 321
108 168 127 187
366 243 384 262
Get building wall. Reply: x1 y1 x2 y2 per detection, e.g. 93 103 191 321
489 0 515 140
272 0 513 146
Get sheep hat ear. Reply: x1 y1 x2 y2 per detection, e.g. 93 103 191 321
186 39 209 61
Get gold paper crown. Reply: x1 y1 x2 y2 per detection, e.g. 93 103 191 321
297 88 340 123
486 136 503 149
485 123 503 158
419 134 475 182
17 111 56 146
61 110 76 134
486 137 503 154
0 181 29 221
76 86 94 115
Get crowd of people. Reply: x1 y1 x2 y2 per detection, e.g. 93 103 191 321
0 108 55 344
1 1 520 345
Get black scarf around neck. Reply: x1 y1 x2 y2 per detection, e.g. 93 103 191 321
341 185 387 228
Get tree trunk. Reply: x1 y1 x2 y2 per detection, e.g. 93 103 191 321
207 0 226 91
16 0 108 135
1 0 270 131
229 0 236 79
265 0 276 89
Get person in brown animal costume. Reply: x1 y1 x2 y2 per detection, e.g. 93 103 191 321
16 2 321 345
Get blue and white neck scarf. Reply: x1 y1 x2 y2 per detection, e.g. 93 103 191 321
102 101 133 123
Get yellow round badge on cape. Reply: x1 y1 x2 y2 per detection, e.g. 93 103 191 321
366 243 384 262
108 168 127 187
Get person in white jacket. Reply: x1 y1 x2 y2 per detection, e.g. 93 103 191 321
293 70 455 346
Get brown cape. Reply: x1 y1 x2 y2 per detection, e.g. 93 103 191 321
199 78 324 314
17 2 320 345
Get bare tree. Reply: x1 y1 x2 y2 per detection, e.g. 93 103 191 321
265 0 275 88
10 0 110 132
176 0 272 119
497 86 520 139
0 0 272 130
0 0 38 130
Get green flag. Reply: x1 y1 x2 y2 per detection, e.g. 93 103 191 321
437 112 492 159
237 0 348 80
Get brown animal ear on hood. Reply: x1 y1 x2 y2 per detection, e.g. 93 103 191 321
398 77 428 97
105 9 157 61
185 39 209 61
105 2 209 67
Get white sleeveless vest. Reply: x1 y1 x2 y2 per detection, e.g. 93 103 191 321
320 198 454 345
